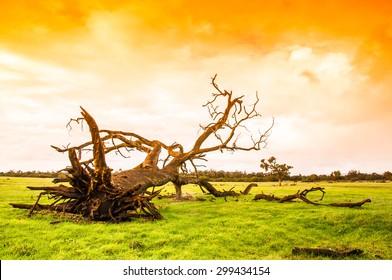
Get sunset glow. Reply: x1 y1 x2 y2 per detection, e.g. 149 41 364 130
1 0 391 175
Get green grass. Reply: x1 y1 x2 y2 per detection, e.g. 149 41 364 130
1 177 391 260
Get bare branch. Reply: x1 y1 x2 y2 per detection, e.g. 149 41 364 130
66 117 85 133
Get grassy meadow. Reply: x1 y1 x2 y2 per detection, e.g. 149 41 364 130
0 176 391 260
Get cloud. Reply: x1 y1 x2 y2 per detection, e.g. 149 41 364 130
1 0 391 174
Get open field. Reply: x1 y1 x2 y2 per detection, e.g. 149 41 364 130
1 177 391 260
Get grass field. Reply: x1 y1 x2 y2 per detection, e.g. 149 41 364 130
1 176 391 260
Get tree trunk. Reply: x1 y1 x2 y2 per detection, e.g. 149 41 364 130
173 182 183 201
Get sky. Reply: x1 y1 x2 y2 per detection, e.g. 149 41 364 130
0 0 391 175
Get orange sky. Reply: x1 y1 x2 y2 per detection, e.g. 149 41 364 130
1 0 391 174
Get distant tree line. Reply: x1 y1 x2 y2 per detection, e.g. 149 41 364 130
195 169 392 183
0 170 58 178
1 169 391 182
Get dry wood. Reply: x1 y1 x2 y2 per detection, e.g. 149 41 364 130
253 187 371 208
253 193 281 201
327 198 371 208
240 183 258 195
198 180 240 198
292 247 363 258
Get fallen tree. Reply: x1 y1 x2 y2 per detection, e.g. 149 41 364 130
292 247 364 258
253 187 371 208
10 75 273 222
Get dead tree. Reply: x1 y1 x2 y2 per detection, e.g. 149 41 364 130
253 187 371 208
292 247 363 258
327 198 371 208
10 75 273 221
